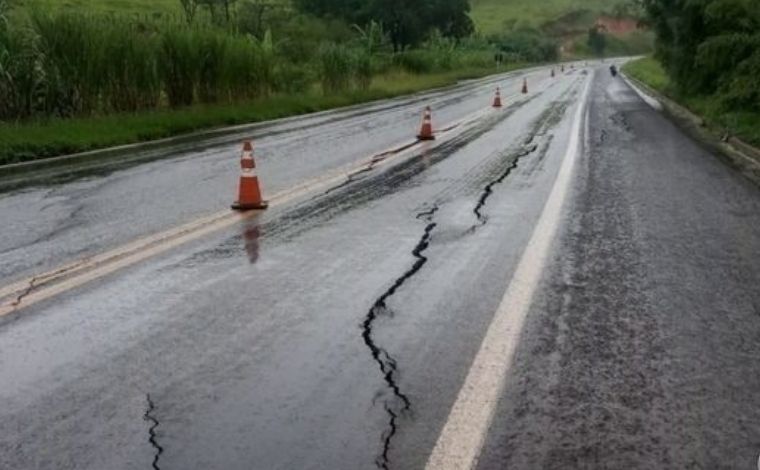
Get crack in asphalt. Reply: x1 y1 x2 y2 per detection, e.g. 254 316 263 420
144 394 164 470
176 95 540 269
467 86 579 230
10 277 40 309
324 137 444 196
472 143 539 227
361 205 438 469
3 259 95 313
379 404 400 468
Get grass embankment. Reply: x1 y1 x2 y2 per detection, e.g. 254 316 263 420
0 66 516 165
624 57 760 147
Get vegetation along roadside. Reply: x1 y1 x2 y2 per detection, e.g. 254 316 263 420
625 1 760 149
1 0 650 165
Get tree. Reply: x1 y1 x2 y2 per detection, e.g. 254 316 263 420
294 0 473 49
428 0 474 41
641 0 760 110
587 26 607 57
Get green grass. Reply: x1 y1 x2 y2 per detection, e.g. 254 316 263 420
623 56 670 92
0 64 522 165
14 0 180 16
624 57 760 147
470 0 613 34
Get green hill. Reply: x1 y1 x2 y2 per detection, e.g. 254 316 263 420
13 0 180 15
470 0 616 33
470 0 651 57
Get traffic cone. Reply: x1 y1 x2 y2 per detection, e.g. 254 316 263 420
417 107 435 141
492 87 503 108
231 141 268 211
521 78 528 94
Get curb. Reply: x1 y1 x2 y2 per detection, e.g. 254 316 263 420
622 72 760 186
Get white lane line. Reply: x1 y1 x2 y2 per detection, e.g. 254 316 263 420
622 74 663 111
424 75 593 470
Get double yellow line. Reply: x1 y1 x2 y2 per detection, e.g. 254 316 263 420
0 104 500 318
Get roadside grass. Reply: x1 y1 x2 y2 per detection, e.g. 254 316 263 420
624 57 760 147
0 65 519 165
623 56 670 92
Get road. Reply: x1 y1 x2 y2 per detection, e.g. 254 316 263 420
1 63 759 470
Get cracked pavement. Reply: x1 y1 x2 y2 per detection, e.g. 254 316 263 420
2 64 760 470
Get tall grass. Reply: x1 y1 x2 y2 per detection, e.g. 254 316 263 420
102 19 161 112
319 43 353 94
0 6 502 122
0 11 288 119
160 26 198 107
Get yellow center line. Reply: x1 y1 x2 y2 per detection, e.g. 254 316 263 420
0 105 496 317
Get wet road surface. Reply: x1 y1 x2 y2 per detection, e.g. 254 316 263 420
1 63 760 470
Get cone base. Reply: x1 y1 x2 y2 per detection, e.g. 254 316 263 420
417 135 436 141
232 201 269 211
493 102 502 108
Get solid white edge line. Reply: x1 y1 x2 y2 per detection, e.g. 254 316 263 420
424 74 593 470
622 75 663 111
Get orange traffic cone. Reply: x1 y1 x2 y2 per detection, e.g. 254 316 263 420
492 87 503 108
417 107 435 141
521 78 528 94
231 141 268 211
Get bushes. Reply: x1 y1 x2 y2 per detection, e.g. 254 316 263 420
642 0 760 111
318 43 353 93
696 32 760 111
490 29 558 63
318 43 374 94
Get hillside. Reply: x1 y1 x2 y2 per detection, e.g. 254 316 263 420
470 0 651 57
470 0 616 34
13 0 180 15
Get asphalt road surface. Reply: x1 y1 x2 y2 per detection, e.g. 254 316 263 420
1 62 759 470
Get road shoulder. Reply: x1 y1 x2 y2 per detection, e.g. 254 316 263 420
622 72 760 186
